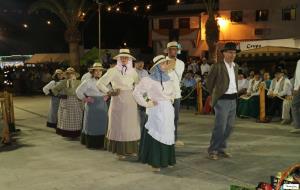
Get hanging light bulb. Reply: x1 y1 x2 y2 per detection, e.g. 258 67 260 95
176 0 181 4
133 6 138 11
116 7 120 12
107 6 112 12
146 4 151 10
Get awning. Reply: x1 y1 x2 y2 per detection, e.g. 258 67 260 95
237 46 300 58
25 53 70 64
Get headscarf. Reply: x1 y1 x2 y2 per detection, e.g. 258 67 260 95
116 57 134 75
149 64 170 90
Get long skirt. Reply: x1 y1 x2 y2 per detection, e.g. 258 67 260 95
81 96 108 149
237 96 259 118
139 128 176 168
139 101 176 168
56 96 83 138
105 90 140 155
46 96 60 128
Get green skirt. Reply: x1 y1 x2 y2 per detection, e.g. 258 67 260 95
139 128 176 168
104 139 139 155
80 133 105 149
237 96 259 118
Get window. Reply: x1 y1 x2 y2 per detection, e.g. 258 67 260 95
256 10 269 21
254 28 271 36
159 19 173 29
282 8 296 20
230 11 243 22
179 18 190 29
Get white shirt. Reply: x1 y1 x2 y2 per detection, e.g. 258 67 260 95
43 80 58 95
268 77 292 97
81 72 92 82
238 79 249 91
167 57 185 99
294 60 300 91
96 67 138 94
76 78 105 100
201 63 211 75
135 69 149 81
188 62 199 73
224 60 237 94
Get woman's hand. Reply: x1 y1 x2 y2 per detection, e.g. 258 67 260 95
83 97 94 103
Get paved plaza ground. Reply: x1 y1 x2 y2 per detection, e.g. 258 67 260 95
0 96 299 190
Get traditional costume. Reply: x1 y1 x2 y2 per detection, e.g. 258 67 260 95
96 49 140 157
42 69 64 128
267 69 292 120
237 76 261 118
76 63 108 149
52 67 83 138
166 41 185 146
133 55 176 169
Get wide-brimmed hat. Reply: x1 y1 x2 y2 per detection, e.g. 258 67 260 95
90 62 106 70
52 69 63 79
113 49 136 61
164 41 182 54
64 67 80 78
221 42 241 53
274 68 284 74
150 55 176 72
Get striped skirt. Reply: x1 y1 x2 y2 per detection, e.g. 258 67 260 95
56 96 83 138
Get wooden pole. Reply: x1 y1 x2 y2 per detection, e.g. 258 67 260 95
196 81 203 114
258 84 266 122
1 98 11 144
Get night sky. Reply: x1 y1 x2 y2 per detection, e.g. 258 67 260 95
0 0 196 56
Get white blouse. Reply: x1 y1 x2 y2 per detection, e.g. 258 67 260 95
96 67 139 94
133 77 176 108
76 78 105 100
43 80 59 95
247 79 261 96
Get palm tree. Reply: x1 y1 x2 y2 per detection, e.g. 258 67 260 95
29 0 90 70
203 0 219 64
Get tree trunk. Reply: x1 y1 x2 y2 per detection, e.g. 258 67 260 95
205 8 219 64
69 42 80 71
65 26 81 71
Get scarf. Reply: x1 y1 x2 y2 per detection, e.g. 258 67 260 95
150 65 170 90
116 57 134 75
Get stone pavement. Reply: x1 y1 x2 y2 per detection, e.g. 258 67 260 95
0 96 299 190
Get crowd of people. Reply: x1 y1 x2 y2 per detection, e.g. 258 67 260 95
42 42 186 171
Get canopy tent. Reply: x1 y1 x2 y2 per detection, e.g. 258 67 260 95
237 46 300 59
25 53 70 64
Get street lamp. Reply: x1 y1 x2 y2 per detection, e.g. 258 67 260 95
95 0 102 61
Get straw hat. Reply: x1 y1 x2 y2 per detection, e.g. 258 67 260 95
90 62 106 70
64 67 80 78
164 41 182 54
150 55 176 72
52 69 63 79
113 49 136 61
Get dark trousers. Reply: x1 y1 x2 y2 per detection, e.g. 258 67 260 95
292 91 300 129
208 99 236 153
173 99 181 141
267 97 283 117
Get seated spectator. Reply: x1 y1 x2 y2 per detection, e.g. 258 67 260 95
187 59 199 74
237 72 249 96
237 70 261 118
266 68 292 122
247 70 255 80
281 77 295 124
263 72 272 89
200 57 211 75
182 71 196 88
